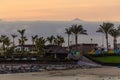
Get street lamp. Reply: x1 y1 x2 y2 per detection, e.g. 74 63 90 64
90 38 93 44
90 38 93 50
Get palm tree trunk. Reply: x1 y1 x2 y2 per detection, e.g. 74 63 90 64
21 36 24 54
3 43 5 54
22 44 24 53
12 38 15 54
68 35 70 52
75 34 78 51
32 40 34 45
13 38 15 47
32 40 34 51
114 37 117 50
106 34 109 50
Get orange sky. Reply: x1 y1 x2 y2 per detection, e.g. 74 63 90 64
0 0 120 21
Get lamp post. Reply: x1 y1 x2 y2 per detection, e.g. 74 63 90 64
90 38 93 44
90 38 93 50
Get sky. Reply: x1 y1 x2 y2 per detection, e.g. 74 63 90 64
0 0 120 21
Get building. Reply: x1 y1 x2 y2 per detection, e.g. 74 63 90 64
14 44 68 59
14 45 37 53
45 45 69 59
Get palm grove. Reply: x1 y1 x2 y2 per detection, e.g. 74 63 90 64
0 22 120 58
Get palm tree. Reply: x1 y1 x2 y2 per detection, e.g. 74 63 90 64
0 35 7 53
31 35 38 52
96 22 114 50
70 24 87 51
53 35 64 46
18 39 22 45
4 37 11 52
109 28 120 50
57 35 64 46
35 37 46 56
11 34 17 47
47 35 55 45
32 35 38 45
54 37 58 45
17 29 26 53
65 28 71 52
18 36 28 45
11 34 17 55
0 35 11 54
4 37 12 58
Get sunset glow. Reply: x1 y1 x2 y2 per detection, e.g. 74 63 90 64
0 0 120 21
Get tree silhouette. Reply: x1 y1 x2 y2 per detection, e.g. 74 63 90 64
70 24 87 51
109 27 120 49
47 35 55 45
65 28 71 52
97 22 114 50
17 29 27 53
11 34 17 47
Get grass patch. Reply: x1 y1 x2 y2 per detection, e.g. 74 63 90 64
93 56 120 63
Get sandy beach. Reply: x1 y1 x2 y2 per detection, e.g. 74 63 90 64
0 66 120 80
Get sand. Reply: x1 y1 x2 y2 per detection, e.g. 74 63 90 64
0 66 120 80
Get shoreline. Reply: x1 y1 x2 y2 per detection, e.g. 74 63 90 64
0 67 120 80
